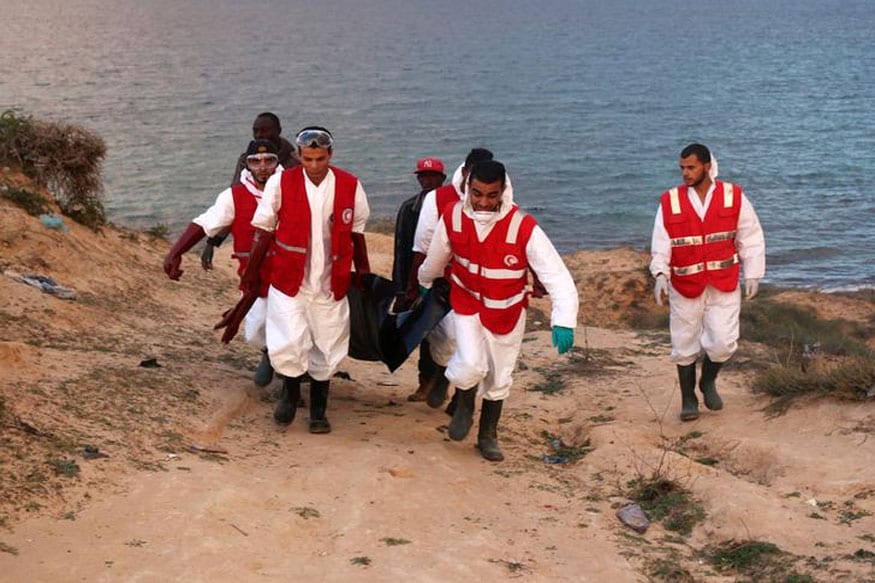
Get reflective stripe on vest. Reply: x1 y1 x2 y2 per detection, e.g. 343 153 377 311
669 182 736 215
275 239 307 254
705 230 737 243
453 254 527 279
670 235 703 247
672 253 739 276
450 273 529 309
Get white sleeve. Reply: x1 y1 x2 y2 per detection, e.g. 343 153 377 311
649 205 671 277
251 172 282 232
192 188 235 237
736 192 766 279
526 226 579 329
418 217 452 288
412 190 438 254
353 180 370 234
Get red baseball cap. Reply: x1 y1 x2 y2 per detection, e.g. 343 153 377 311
414 157 445 174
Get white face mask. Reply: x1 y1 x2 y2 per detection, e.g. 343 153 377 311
472 211 497 225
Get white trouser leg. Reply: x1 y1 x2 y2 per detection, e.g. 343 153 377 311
305 295 350 381
669 283 741 365
446 312 525 401
243 296 267 349
265 286 313 378
426 311 456 367
700 286 741 363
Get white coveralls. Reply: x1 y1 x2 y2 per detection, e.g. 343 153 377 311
193 167 282 348
419 184 578 401
251 168 370 381
412 165 515 366
649 181 765 366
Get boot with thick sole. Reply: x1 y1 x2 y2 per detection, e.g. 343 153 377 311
448 387 477 441
426 367 450 409
407 373 432 402
699 355 724 411
309 379 331 434
253 348 274 387
476 399 504 462
275 375 302 425
677 363 699 421
445 390 459 417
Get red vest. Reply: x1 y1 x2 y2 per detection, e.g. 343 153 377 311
230 184 272 297
446 203 537 334
270 166 358 300
660 181 742 298
434 184 461 218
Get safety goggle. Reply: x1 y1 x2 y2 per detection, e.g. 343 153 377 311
246 153 279 166
295 129 334 149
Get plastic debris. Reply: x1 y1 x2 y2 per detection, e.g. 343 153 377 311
616 503 650 533
18 274 77 299
39 214 67 231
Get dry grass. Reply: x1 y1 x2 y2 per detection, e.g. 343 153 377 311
0 110 106 229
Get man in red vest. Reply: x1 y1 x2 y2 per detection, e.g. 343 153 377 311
419 160 579 462
408 148 496 411
163 139 283 386
242 127 371 434
650 143 765 421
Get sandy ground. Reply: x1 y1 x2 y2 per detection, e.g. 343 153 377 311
2 174 875 581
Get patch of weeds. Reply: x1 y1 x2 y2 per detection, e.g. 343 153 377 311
695 456 720 466
838 500 872 525
0 542 19 556
380 537 411 546
146 223 169 240
125 539 147 547
858 533 875 543
784 491 802 498
540 430 593 464
46 458 80 478
530 370 564 395
627 478 705 536
753 356 875 411
848 549 875 563
488 558 528 574
588 414 614 423
648 556 694 582
2 185 49 215
24 502 42 512
704 539 799 580
350 556 371 566
292 506 320 519
62 511 76 520
808 512 826 520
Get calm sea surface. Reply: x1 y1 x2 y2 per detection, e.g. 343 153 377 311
2 0 873 290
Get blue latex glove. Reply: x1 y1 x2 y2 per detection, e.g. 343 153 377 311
552 326 574 355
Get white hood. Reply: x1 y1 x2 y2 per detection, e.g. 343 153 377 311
459 165 515 238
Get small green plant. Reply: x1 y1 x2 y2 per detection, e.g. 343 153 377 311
705 539 805 580
0 542 19 556
648 556 694 582
125 539 147 547
380 537 411 546
1 185 50 216
146 223 169 240
530 370 564 394
292 506 320 519
540 431 593 464
47 458 80 478
627 477 705 536
350 556 371 566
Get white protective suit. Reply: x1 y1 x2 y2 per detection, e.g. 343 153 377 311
418 179 578 401
412 164 515 365
251 168 370 380
193 167 282 348
649 166 765 366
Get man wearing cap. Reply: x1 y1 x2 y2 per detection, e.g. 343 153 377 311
392 157 447 401
650 143 765 422
242 126 371 434
202 112 301 270
163 139 284 385
419 160 579 462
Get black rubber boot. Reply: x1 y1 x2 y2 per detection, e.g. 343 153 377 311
274 375 302 425
699 356 724 411
426 374 450 409
445 390 459 417
253 348 274 387
476 399 504 462
677 364 699 421
308 379 331 434
448 387 476 441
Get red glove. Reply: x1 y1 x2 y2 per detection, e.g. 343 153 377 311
239 229 273 294
214 290 259 344
351 232 370 288
163 223 206 280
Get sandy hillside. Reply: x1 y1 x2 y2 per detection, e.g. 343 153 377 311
1 172 875 581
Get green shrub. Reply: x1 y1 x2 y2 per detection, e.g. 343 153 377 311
0 185 50 216
753 356 875 401
0 110 106 229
